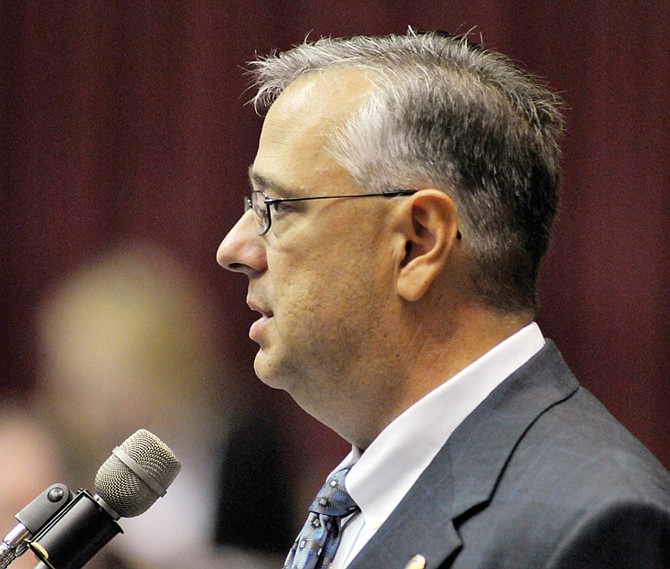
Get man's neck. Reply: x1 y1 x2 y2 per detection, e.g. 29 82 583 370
351 307 534 450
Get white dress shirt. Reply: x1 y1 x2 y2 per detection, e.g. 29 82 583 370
331 323 546 568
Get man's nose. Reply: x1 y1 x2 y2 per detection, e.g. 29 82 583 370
216 212 267 276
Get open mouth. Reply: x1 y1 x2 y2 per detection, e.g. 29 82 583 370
247 300 273 341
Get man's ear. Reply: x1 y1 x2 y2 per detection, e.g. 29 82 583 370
393 190 460 302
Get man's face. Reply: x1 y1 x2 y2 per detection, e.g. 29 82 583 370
217 70 400 421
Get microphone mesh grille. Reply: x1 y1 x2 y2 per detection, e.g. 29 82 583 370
94 429 182 518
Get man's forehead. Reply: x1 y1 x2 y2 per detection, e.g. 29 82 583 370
268 67 373 123
256 68 372 165
251 68 370 197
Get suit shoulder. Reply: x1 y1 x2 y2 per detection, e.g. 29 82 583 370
515 384 670 502
545 499 670 568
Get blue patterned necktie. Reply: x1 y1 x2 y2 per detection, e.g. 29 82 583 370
284 467 359 569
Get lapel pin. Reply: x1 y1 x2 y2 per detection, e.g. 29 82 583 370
404 554 427 569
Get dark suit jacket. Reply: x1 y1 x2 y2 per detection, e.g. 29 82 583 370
347 341 670 568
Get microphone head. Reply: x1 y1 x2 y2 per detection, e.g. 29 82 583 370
94 429 181 518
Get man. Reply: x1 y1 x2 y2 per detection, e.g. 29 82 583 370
217 30 670 568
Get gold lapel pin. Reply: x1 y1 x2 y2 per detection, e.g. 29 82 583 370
404 554 427 569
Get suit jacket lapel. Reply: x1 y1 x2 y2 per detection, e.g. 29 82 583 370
347 341 579 569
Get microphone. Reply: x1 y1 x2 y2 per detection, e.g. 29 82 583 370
0 429 181 569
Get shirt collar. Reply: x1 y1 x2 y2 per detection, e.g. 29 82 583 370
338 322 545 531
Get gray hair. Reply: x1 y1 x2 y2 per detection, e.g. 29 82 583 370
248 30 565 313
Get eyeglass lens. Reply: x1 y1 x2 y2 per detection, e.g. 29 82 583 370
246 191 269 234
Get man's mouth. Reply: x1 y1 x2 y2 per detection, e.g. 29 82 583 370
247 299 273 341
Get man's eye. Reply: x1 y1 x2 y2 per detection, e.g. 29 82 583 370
271 201 291 214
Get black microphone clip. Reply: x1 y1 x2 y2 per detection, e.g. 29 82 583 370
0 484 72 568
28 490 122 569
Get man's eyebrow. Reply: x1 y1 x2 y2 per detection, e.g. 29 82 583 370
247 167 290 196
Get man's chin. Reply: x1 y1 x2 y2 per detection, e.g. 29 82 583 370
253 352 284 390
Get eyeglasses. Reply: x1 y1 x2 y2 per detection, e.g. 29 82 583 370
244 189 417 235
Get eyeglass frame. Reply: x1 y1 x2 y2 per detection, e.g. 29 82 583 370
244 189 418 235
